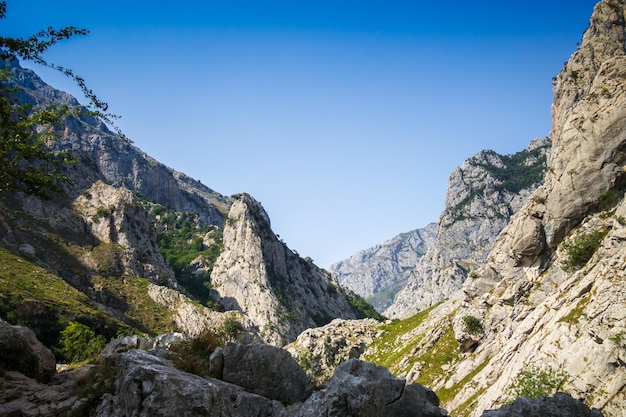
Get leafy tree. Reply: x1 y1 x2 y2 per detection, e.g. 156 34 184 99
56 321 107 363
0 1 120 196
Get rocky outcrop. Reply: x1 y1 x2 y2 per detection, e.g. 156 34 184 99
386 137 550 318
96 347 448 417
286 359 448 417
210 194 359 345
96 349 283 417
330 223 437 312
374 2 626 416
285 318 381 386
74 181 176 286
221 342 314 404
481 393 603 417
0 320 56 382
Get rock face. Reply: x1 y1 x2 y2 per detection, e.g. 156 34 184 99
330 223 437 312
73 181 176 287
221 342 314 404
286 359 448 417
285 318 381 386
0 320 56 382
386 137 550 318
210 194 360 345
481 393 603 417
96 348 449 417
96 349 283 417
370 2 626 416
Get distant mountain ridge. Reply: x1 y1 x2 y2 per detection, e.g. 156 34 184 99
330 223 437 312
331 136 550 316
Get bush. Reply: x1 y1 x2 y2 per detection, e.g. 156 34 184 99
507 365 568 400
169 328 224 376
56 322 107 363
222 316 243 339
561 228 608 272
462 315 484 335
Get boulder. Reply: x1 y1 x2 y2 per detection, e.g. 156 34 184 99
96 349 284 417
222 342 314 404
321 359 448 417
481 392 603 417
0 320 56 382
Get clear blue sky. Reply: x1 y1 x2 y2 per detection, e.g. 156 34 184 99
4 0 598 267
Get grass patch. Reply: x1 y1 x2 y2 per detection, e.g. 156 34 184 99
436 356 490 406
559 294 591 326
363 303 441 371
415 325 461 390
90 275 176 335
0 245 121 347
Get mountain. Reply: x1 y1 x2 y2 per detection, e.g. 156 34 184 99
287 2 626 416
385 137 551 317
342 1 626 415
0 59 374 350
329 223 437 312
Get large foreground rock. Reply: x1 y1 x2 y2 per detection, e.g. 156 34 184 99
221 342 314 404
0 320 56 382
481 392 603 417
96 349 283 417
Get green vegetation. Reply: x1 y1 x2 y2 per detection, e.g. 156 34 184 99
475 146 548 194
90 275 176 335
462 315 484 335
609 331 626 347
507 365 568 400
561 228 609 272
342 289 386 321
364 303 444 372
169 318 244 376
0 1 121 197
55 321 106 363
150 204 223 306
169 328 224 376
414 326 462 390
559 294 591 326
0 245 121 348
222 316 243 338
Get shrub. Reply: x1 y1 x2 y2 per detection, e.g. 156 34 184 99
222 317 243 339
169 328 224 375
507 365 568 400
462 315 484 335
561 228 608 272
56 322 107 363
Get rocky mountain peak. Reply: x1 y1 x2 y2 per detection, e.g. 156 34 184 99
210 193 360 345
384 137 551 318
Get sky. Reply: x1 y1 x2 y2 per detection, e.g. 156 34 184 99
3 0 599 268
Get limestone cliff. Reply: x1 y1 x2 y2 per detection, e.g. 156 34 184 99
330 223 437 312
385 137 550 318
363 2 626 416
210 194 360 345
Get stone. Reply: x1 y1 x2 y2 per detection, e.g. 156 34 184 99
95 349 284 417
222 342 314 405
385 138 551 318
0 320 56 382
330 223 438 312
322 359 447 417
481 392 604 417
